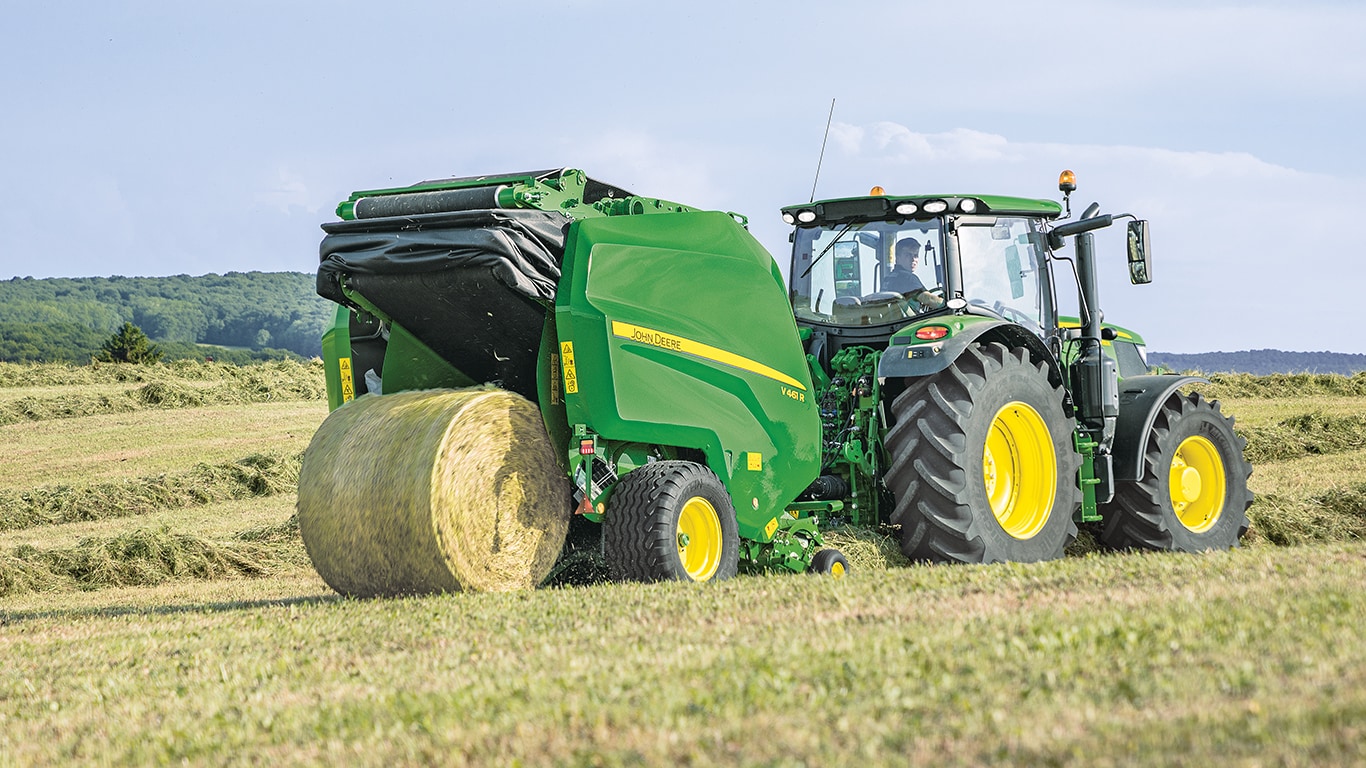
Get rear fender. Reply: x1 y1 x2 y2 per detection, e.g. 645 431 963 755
1111 375 1209 481
878 318 1065 393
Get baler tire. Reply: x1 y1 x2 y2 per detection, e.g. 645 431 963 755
884 342 1080 564
604 460 739 583
1098 392 1251 552
810 548 850 578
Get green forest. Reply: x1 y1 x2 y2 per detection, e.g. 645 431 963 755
0 272 334 363
5 272 1366 373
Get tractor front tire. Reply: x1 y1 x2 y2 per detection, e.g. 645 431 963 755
1098 392 1251 552
604 460 739 583
885 342 1080 564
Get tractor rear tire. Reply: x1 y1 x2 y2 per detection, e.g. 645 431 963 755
604 460 739 583
1098 392 1251 552
885 342 1080 564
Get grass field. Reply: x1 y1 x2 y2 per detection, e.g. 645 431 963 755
2 362 1363 766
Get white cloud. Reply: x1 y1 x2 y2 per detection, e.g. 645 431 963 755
258 168 320 214
561 130 722 210
748 121 1366 353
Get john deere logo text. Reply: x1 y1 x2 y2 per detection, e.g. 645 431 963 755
609 320 808 393
628 327 683 351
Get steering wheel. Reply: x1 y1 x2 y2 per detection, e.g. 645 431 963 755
970 299 1041 329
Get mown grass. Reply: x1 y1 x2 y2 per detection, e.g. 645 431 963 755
0 495 299 550
0 523 303 596
1238 411 1366 464
0 401 324 490
1 364 1365 765
1201 370 1366 399
0 359 325 425
1 544 1362 766
0 358 324 388
0 452 302 533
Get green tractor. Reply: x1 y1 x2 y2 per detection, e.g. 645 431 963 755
781 172 1250 563
298 167 1251 594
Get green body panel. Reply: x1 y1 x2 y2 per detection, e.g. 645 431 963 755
322 305 354 411
535 313 573 477
887 312 1002 345
1057 316 1148 379
379 323 478 394
1059 316 1146 346
554 211 823 542
320 288 479 410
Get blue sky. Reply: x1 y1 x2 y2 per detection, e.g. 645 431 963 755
3 1 1363 354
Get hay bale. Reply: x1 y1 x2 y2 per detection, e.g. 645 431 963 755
297 388 571 597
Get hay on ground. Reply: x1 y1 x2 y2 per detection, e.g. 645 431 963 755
297 388 571 597
0 527 281 597
819 525 911 571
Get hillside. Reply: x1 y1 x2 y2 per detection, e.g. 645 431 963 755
1149 349 1366 375
6 272 1366 373
0 272 334 362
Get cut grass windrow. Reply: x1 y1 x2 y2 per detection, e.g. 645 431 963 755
1238 411 1366 463
1249 483 1366 546
0 358 324 388
1200 371 1366 399
0 522 305 597
0 362 324 425
0 453 302 532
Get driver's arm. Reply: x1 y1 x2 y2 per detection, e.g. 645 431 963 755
909 288 945 309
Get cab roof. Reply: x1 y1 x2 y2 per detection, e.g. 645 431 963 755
781 193 1063 226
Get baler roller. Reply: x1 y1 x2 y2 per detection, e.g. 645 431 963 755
352 185 511 219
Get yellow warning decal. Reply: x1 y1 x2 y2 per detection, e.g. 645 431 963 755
560 341 579 394
764 517 779 539
338 357 355 403
747 452 762 471
549 353 562 405
610 321 806 391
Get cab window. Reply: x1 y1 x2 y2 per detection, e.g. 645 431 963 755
956 217 1047 332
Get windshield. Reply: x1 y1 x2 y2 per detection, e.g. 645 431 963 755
956 217 1048 333
791 220 946 326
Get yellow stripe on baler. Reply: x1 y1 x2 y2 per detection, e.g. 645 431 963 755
610 321 806 391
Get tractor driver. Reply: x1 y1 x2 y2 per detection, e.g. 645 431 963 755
884 238 945 311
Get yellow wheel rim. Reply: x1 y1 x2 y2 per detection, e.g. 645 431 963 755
1169 435 1226 533
830 561 846 578
677 496 723 581
983 401 1057 540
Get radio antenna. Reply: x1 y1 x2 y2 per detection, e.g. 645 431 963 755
809 98 836 203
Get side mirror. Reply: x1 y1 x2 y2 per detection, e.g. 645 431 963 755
1127 220 1152 285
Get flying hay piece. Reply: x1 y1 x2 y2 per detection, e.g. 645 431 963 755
297 388 571 597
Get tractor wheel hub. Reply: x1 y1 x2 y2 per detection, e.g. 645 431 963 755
1179 466 1203 503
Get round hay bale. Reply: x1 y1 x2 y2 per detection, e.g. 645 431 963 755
297 388 572 597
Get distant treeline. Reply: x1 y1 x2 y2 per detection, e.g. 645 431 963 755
0 272 334 363
1149 349 1366 375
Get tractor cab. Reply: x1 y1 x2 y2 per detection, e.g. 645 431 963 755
790 218 947 326
783 190 1064 366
